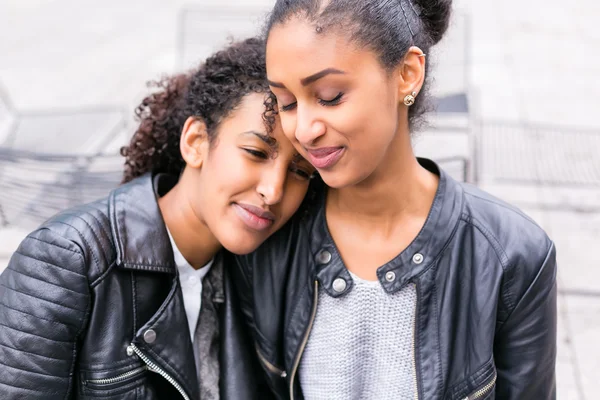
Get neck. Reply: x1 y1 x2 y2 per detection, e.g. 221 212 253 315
158 182 221 269
327 130 439 228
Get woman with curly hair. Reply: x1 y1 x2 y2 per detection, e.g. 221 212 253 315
0 38 313 399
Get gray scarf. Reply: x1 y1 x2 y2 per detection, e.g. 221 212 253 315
193 255 224 399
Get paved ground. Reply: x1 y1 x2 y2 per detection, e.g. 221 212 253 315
1 0 599 398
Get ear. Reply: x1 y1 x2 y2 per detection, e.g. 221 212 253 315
180 116 209 169
395 46 426 102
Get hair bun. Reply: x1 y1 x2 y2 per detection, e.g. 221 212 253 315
413 0 453 45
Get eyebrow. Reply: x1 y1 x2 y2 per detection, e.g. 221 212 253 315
241 131 278 149
267 68 346 89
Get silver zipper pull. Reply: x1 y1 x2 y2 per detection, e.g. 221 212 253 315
126 345 135 357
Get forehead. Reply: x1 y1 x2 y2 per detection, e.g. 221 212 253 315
218 93 293 148
219 93 268 133
266 18 371 82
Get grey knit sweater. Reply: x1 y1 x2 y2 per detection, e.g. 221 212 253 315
299 273 418 400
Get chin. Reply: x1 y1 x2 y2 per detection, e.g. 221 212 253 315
320 164 373 189
220 236 262 255
318 171 356 190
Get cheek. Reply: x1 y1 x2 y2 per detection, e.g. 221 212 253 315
279 114 297 142
203 151 256 202
343 89 398 146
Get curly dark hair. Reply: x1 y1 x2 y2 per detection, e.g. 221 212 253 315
121 37 276 183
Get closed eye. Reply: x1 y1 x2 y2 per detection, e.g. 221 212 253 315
279 101 297 112
289 166 314 181
318 92 343 106
244 148 268 159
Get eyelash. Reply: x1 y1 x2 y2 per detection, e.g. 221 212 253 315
244 148 268 159
279 92 344 112
318 92 344 107
290 167 314 181
244 149 313 181
279 102 297 112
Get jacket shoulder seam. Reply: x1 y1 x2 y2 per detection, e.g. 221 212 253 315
464 190 539 226
52 213 109 270
90 261 118 288
459 213 515 313
47 220 101 271
13 241 86 277
459 213 509 269
24 234 82 257
495 241 554 334
58 208 112 265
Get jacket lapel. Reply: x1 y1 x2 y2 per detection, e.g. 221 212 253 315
109 174 200 399
109 173 178 273
132 274 201 400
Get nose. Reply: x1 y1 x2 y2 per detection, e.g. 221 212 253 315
256 163 287 206
295 105 326 146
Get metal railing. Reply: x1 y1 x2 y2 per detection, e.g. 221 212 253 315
0 148 123 228
0 85 127 229
476 120 600 187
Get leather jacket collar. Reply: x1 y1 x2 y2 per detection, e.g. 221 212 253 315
309 158 464 297
110 173 178 273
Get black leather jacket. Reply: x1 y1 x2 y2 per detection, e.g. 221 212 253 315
234 159 557 400
0 174 270 400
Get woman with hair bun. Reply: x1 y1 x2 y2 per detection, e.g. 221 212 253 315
233 1 557 399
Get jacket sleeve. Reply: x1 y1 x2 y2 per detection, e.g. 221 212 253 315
494 242 557 399
0 228 90 399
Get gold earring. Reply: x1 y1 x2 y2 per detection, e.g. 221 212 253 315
404 91 417 106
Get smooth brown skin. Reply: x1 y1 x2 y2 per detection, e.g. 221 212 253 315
158 93 314 269
267 19 439 280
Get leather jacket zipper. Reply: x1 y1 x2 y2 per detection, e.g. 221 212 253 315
255 344 287 378
127 343 190 400
412 283 419 400
289 280 319 400
84 365 147 386
462 371 497 400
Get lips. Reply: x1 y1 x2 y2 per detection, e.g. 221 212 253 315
233 203 275 232
306 147 344 169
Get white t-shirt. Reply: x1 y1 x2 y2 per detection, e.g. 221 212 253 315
166 228 213 341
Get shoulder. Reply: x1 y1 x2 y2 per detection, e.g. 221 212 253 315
458 183 556 309
17 195 116 282
460 183 552 262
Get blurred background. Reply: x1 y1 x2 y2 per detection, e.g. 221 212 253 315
0 0 598 397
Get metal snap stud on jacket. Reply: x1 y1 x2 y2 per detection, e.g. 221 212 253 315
316 250 332 264
385 271 396 282
332 278 347 293
412 253 424 264
144 329 157 344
